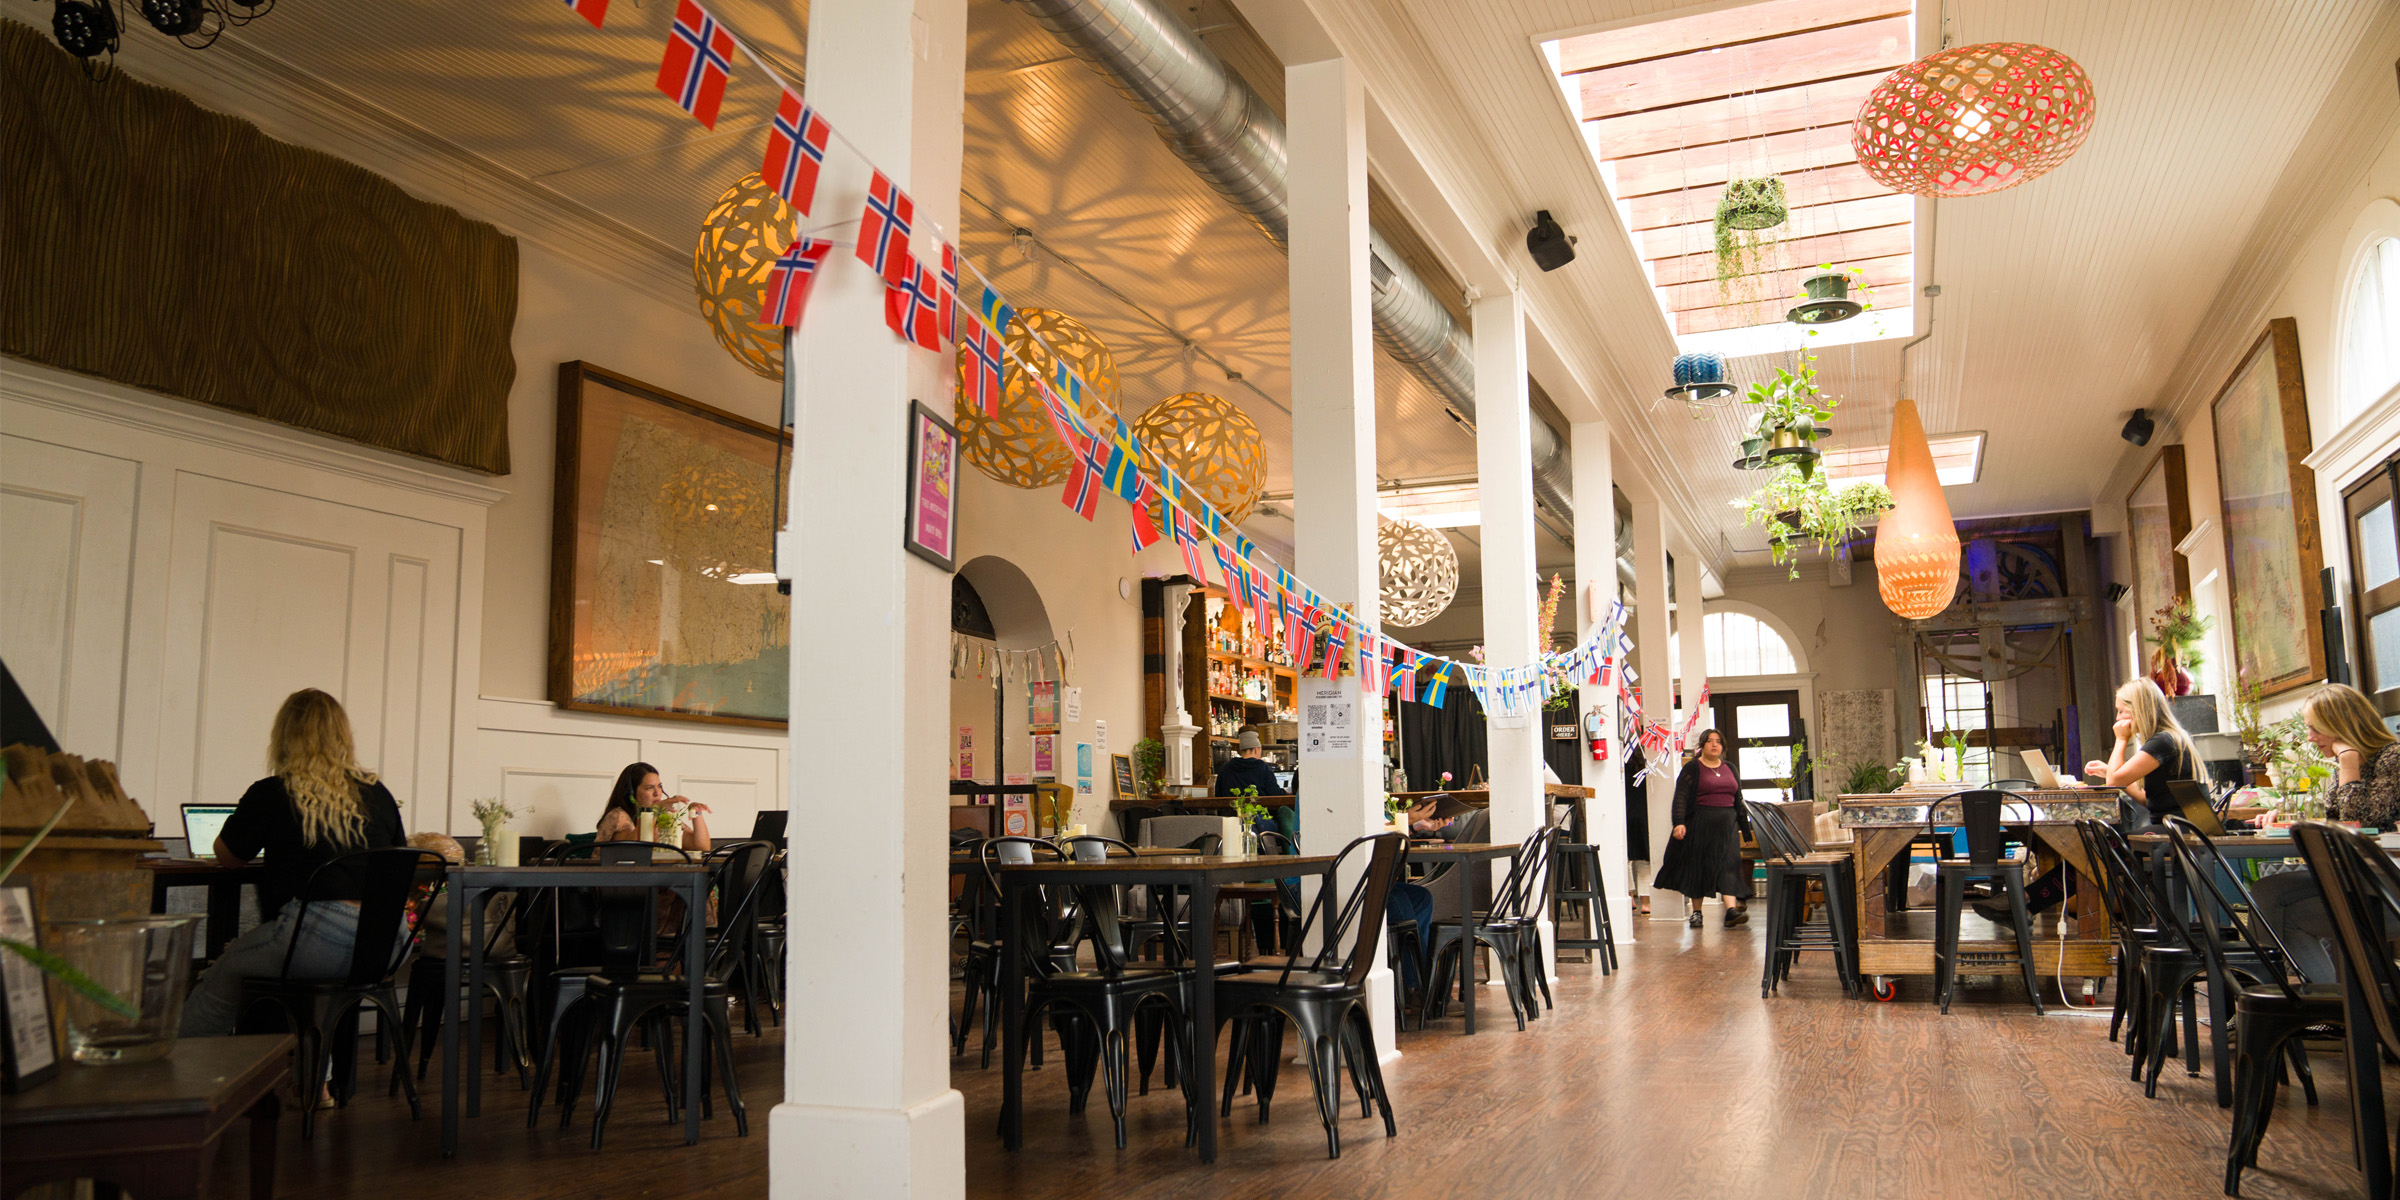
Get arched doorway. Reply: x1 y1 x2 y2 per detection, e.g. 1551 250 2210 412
950 557 1058 836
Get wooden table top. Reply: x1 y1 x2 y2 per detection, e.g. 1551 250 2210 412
2 1033 292 1124
1836 789 2122 826
992 853 1336 884
1403 841 1518 860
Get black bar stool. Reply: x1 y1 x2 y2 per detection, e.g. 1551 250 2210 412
1549 839 1617 974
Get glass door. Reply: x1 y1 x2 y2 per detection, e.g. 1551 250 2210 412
2344 453 2400 715
1710 690 1803 804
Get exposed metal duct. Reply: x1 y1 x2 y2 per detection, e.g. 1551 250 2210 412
1014 0 1576 524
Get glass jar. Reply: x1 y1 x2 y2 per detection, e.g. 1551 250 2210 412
43 915 199 1064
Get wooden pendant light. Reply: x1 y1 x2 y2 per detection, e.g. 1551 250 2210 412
1874 398 1960 619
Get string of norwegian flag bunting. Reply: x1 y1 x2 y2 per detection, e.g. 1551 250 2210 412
568 0 1650 713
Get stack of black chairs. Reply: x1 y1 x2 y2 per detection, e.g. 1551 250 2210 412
1744 799 1858 997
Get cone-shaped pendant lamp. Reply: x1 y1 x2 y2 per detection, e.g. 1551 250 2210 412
1875 399 1960 619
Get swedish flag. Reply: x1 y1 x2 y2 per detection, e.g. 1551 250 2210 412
1102 415 1145 501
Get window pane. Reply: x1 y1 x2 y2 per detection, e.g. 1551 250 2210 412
1735 703 1790 738
2373 606 2400 694
2362 500 2399 590
2345 238 2400 417
1739 746 1792 779
1741 787 1786 804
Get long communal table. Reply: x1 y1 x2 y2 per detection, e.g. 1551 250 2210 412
1836 789 2123 988
994 851 1337 1164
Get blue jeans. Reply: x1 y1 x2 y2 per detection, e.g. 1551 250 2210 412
1386 882 1435 990
179 900 383 1037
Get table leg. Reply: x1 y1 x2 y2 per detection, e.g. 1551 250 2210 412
442 880 464 1157
2346 961 2391 1194
1458 858 1477 1035
685 876 704 1146
248 1092 281 1200
1189 879 1219 1163
1000 879 1025 1151
467 886 486 1118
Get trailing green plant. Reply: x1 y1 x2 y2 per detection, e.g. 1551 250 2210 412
1714 176 1787 312
1842 757 1903 797
1737 465 1893 578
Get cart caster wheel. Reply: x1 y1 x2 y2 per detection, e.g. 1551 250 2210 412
1871 978 1899 1002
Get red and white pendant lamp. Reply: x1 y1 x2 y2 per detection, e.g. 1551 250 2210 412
1853 41 2096 197
1875 398 1961 619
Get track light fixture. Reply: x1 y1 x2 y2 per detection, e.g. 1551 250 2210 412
1525 210 1576 272
2120 408 2155 446
52 0 265 62
140 0 202 36
51 0 118 59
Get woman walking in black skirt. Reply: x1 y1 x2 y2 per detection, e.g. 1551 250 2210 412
1653 729 1751 928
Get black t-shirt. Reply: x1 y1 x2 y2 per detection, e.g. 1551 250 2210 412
1213 755 1288 797
220 775 408 915
2139 731 2196 813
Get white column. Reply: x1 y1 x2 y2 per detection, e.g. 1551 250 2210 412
1675 546 1709 744
1630 497 1673 905
1159 581 1200 785
1570 420 1632 933
773 0 965 1195
1472 290 1545 945
1286 54 1393 1054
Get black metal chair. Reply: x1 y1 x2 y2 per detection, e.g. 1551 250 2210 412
2131 822 2300 1103
2286 823 2400 1198
1549 830 1618 975
2154 819 2325 1115
1746 800 1858 997
537 840 772 1148
703 841 781 1034
995 836 1194 1150
1928 790 2043 1014
525 840 689 1134
404 885 528 1086
2074 819 2166 1052
1423 825 1556 1030
1215 832 1405 1159
236 847 448 1139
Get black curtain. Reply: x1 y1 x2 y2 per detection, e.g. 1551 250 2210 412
1544 728 1585 786
1397 692 1487 789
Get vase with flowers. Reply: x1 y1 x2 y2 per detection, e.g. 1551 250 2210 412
647 796 709 853
469 797 516 866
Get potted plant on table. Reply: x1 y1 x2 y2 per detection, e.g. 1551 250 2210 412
1131 737 1166 801
2233 682 2280 786
1228 787 1268 856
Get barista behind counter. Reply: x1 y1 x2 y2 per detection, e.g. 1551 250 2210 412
1214 729 1290 798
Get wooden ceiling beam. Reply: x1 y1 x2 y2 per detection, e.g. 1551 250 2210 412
1576 16 1910 120
1585 70 1883 160
1636 192 1912 260
1625 161 1890 232
1656 252 1911 315
1607 125 1860 198
1553 0 1907 74
1646 224 1912 287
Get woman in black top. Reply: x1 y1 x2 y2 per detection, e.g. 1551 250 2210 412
2250 684 2400 981
181 689 408 1036
2084 678 2200 827
1650 730 1753 928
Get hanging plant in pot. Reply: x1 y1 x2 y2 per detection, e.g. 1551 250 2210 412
1666 351 1737 410
1736 361 1834 477
1714 177 1788 314
1738 466 1895 579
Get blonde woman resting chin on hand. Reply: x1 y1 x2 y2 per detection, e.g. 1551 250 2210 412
2083 679 2199 824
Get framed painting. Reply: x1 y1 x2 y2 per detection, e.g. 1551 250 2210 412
549 362 792 727
905 400 960 571
2211 318 2327 696
2124 444 2193 653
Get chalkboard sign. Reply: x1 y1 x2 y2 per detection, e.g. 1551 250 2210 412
1111 753 1136 799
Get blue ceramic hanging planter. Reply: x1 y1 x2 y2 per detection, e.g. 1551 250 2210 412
1665 352 1735 404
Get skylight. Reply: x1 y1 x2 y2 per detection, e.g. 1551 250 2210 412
1545 0 1918 352
1820 431 1986 488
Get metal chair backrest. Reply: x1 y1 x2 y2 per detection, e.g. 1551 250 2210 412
2292 823 2400 1060
1487 825 1555 922
2088 820 2178 944
1257 830 1298 855
1273 832 1404 990
704 840 778 979
1742 800 1802 864
1064 835 1137 863
977 836 1074 977
1929 789 2030 866
592 841 690 968
282 847 448 985
2160 817 2307 996
1989 778 2038 792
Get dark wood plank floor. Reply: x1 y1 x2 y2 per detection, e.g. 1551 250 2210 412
198 917 2372 1199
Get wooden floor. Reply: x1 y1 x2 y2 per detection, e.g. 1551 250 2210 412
197 914 2373 1199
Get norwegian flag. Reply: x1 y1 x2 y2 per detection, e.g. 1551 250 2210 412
563 0 608 28
884 261 944 350
938 244 960 345
1280 588 1309 665
1359 634 1390 697
1169 506 1211 585
1393 648 1423 699
959 316 1005 417
1128 488 1163 554
855 171 915 285
1060 438 1106 521
759 237 833 328
1318 619 1348 681
655 0 738 129
762 92 831 214
1244 567 1274 637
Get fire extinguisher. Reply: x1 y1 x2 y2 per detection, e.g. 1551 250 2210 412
1585 708 1608 762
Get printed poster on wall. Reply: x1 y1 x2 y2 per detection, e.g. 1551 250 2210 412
1299 678 1357 759
1031 732 1057 778
1002 792 1030 835
1062 687 1082 723
955 726 974 780
1028 680 1058 728
1076 742 1094 796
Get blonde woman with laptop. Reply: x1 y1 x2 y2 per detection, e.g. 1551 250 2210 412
2085 678 2201 828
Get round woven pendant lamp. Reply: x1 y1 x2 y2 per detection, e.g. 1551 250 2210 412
952 308 1120 488
693 173 795 381
1379 516 1460 628
1874 398 1962 619
1852 42 2097 197
1131 392 1266 523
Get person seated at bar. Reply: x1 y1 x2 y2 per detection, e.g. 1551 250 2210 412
596 760 713 850
1982 678 2200 925
1213 730 1288 800
181 689 410 1036
2249 683 2400 981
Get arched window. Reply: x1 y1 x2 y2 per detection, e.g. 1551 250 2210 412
1705 610 1796 676
2343 236 2400 418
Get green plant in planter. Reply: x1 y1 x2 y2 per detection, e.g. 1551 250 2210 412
1131 737 1166 797
1714 177 1787 310
1737 466 1893 579
1741 362 1837 478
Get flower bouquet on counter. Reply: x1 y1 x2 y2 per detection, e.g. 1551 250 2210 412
649 795 710 846
469 797 516 865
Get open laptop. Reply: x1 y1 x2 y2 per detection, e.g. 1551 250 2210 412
749 810 789 849
180 803 237 858
2019 748 2068 790
2156 779 2229 836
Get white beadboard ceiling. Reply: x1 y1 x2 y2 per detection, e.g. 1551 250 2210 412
52 0 2394 569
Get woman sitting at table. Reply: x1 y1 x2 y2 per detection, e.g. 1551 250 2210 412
2249 684 2400 981
181 689 409 1036
1652 729 1750 928
596 761 713 850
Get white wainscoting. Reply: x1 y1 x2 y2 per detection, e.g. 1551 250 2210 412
461 697 789 841
1 361 499 834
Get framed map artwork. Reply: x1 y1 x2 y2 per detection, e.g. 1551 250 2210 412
2211 318 2327 696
